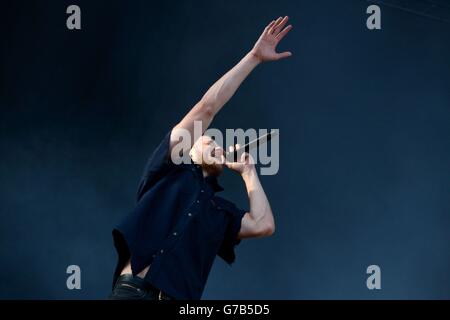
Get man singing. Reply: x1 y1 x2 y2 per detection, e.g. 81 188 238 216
109 16 293 300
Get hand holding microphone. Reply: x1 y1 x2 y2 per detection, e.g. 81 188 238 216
224 130 278 175
224 144 255 176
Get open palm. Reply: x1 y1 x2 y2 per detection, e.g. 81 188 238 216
251 16 293 62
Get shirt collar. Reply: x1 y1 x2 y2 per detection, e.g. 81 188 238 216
204 175 225 193
191 162 224 193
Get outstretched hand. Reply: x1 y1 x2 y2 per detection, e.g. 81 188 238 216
250 16 293 62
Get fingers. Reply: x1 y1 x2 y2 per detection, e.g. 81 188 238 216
264 20 276 34
227 152 248 164
240 152 256 165
273 16 289 35
228 144 241 153
275 24 293 41
276 51 293 60
269 16 283 34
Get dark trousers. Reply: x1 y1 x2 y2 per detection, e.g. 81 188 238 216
108 274 173 300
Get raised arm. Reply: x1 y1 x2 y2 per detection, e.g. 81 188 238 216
171 16 293 149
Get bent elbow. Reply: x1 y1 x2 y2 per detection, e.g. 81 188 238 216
259 222 275 237
266 223 276 237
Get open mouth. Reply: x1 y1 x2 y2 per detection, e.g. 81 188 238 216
209 148 224 161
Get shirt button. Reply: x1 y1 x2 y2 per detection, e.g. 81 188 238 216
173 232 178 236
200 189 204 193
187 213 192 217
160 249 164 254
196 200 200 203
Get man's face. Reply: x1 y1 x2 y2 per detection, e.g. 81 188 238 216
190 135 225 176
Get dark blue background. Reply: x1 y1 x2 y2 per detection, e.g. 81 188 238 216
1 0 449 299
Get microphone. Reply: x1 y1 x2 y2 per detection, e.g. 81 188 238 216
225 130 278 162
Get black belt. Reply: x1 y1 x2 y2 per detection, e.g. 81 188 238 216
113 274 174 300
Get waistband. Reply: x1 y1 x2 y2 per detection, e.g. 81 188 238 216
115 274 173 300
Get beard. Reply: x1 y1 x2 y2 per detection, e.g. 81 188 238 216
201 161 224 176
